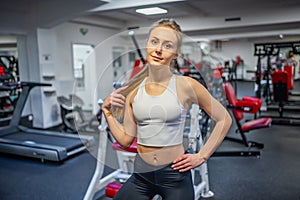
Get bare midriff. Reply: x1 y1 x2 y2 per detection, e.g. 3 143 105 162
137 143 184 166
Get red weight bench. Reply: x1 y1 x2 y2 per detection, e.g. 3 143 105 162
223 82 272 149
105 182 123 198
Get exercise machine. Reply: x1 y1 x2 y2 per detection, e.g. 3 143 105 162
57 94 98 133
0 55 19 83
0 82 94 162
270 67 300 125
223 82 272 156
254 42 300 125
0 56 20 125
0 85 14 125
84 99 136 200
176 53 262 158
84 101 214 200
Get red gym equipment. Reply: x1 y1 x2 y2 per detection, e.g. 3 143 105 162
253 42 300 126
270 65 300 124
283 65 294 91
271 69 289 118
223 82 272 151
129 59 145 79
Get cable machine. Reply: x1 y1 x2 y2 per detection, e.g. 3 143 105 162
254 41 300 125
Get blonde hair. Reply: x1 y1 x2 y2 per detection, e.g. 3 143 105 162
112 18 182 119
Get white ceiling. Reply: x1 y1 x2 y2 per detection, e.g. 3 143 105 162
91 0 300 20
1 0 300 41
80 0 300 40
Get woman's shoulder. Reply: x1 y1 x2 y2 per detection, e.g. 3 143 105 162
176 74 207 93
175 74 200 86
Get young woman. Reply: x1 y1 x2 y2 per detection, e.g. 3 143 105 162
102 18 232 200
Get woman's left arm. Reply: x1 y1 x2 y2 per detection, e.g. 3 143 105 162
172 77 232 172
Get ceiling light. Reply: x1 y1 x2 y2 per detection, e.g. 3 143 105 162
136 7 168 15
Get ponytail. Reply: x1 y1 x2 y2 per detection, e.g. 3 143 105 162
112 64 149 119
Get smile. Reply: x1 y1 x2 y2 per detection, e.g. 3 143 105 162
151 56 163 61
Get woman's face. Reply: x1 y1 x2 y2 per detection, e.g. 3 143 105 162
146 26 179 67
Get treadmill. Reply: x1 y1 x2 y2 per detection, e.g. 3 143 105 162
0 82 94 162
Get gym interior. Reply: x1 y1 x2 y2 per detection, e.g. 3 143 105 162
1 0 300 199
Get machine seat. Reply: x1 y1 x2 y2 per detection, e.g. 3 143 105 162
106 182 123 198
112 139 138 153
272 70 289 102
241 117 272 132
236 96 262 114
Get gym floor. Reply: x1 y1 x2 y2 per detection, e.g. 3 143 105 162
0 80 300 200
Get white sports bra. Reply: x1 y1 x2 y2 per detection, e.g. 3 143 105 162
132 75 187 147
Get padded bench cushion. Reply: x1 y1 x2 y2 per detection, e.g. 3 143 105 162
106 182 123 198
272 70 289 102
236 96 262 113
241 117 272 132
112 139 138 153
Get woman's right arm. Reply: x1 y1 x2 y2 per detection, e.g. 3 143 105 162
102 87 137 148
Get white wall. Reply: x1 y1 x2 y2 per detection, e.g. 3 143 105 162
36 28 62 128
211 39 255 80
52 22 128 114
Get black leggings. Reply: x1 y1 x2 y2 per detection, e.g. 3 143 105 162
113 154 194 200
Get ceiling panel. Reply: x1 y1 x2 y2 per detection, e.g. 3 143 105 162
84 0 300 40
